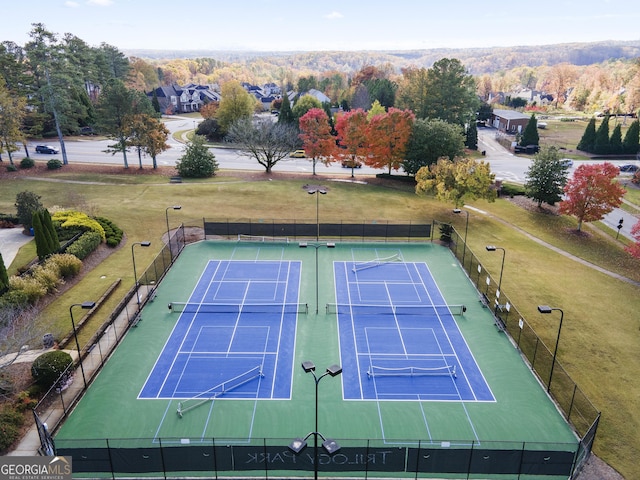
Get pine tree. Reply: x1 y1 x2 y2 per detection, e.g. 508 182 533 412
42 209 59 254
151 89 161 113
577 118 597 153
32 210 48 261
278 93 295 125
594 115 610 155
465 122 478 150
0 252 9 293
609 124 623 154
519 114 539 146
623 119 640 154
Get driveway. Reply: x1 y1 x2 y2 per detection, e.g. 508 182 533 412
0 227 32 267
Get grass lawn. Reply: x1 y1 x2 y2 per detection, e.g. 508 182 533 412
1 170 639 478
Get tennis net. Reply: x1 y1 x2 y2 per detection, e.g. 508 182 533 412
325 303 466 316
237 234 290 243
367 364 457 379
352 253 401 272
177 365 264 418
168 302 308 314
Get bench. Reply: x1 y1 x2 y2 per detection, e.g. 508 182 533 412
169 176 182 183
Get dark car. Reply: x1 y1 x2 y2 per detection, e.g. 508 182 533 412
35 145 60 154
619 164 638 173
514 144 540 154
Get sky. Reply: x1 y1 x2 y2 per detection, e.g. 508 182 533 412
2 0 640 53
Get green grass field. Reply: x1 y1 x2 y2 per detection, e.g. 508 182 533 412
1 169 639 478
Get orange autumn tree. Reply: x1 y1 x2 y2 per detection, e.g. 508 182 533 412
367 108 415 174
335 109 369 177
626 220 640 258
558 163 626 231
299 108 337 175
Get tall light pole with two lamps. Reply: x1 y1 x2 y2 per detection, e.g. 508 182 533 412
303 184 328 242
289 361 342 480
131 241 151 305
537 305 564 393
165 205 182 262
69 301 96 389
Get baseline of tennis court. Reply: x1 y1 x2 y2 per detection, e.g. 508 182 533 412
139 259 302 402
334 260 494 402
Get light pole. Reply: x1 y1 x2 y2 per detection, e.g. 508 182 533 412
299 242 335 314
453 208 469 265
69 301 96 389
131 241 151 304
165 205 182 261
485 245 506 294
289 361 342 480
537 305 564 393
303 184 328 241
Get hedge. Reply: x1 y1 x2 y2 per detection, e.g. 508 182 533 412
64 230 102 260
31 350 73 389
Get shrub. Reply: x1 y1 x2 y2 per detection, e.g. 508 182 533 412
64 230 101 260
14 390 38 412
52 210 105 241
500 182 527 197
0 405 24 452
31 350 73 389
176 135 218 178
45 254 82 279
19 157 35 169
94 217 123 247
47 159 63 170
6 164 18 172
15 191 43 231
8 276 47 304
30 263 61 294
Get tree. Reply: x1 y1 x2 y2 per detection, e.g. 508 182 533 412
559 163 626 231
278 93 295 125
519 114 539 146
124 113 169 169
465 122 478 150
366 100 386 120
524 146 569 207
622 119 639 154
625 220 640 258
609 124 623 154
33 210 51 261
0 252 8 293
175 135 218 178
299 108 337 175
424 58 479 126
216 81 255 134
292 94 322 121
577 118 597 152
335 109 369 177
366 108 415 174
350 83 371 111
15 191 43 232
415 157 496 208
594 115 610 155
0 79 26 165
403 119 465 176
227 117 300 173
366 78 396 109
396 67 430 119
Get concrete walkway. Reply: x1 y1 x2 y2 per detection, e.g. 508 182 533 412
0 227 32 267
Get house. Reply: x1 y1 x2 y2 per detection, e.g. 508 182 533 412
490 109 531 134
147 84 221 114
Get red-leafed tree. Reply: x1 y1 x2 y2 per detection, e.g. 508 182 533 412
626 220 640 258
558 163 626 231
299 108 337 175
366 108 415 174
335 109 369 177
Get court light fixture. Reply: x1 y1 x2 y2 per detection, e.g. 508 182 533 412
537 305 564 393
165 205 182 262
132 241 151 305
69 301 96 389
485 245 506 295
453 208 469 265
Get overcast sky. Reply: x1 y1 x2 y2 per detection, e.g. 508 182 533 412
3 0 639 52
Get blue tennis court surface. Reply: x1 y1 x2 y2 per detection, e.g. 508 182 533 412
139 260 301 401
335 260 495 402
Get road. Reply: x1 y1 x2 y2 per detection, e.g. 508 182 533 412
9 117 639 239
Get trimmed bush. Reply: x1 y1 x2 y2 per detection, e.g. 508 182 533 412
64 230 101 260
19 157 35 169
6 164 18 172
47 159 63 170
45 253 82 279
500 182 527 197
52 210 106 241
31 350 73 389
0 406 24 452
94 216 123 247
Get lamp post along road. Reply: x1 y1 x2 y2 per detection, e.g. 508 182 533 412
132 241 151 305
165 205 182 262
69 301 96 389
289 361 342 480
537 305 564 393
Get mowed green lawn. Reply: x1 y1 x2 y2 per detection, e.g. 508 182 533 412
1 169 639 479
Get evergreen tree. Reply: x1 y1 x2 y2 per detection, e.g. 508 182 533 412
15 191 43 232
465 122 478 150
594 115 610 154
278 93 295 125
609 124 623 154
577 118 597 152
42 209 59 253
519 114 539 146
623 119 640 154
151 89 160 113
524 146 569 207
0 252 9 293
32 210 49 261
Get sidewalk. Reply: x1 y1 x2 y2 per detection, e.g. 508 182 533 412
0 227 32 267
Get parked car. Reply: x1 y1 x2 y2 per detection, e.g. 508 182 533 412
619 164 638 172
560 158 574 168
35 145 59 154
514 144 540 154
289 150 306 158
341 159 362 168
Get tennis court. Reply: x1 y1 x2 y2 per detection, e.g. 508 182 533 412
55 240 578 477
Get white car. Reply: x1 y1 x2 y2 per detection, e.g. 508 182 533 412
560 158 573 168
